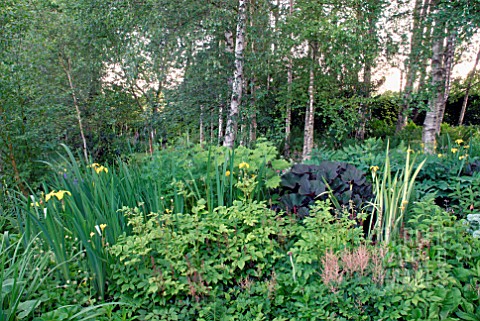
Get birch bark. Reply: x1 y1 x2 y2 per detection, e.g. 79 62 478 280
302 42 316 161
224 0 247 148
436 31 456 134
422 19 445 153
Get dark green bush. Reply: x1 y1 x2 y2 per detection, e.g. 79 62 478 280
278 162 373 218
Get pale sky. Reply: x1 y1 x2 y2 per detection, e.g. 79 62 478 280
378 34 480 93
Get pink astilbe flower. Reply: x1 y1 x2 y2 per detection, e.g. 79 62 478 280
355 245 370 276
321 249 343 293
341 249 356 277
371 246 388 285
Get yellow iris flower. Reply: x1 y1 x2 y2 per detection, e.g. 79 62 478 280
45 190 72 202
95 224 107 236
88 163 109 174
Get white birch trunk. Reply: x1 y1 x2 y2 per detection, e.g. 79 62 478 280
302 43 316 161
223 0 247 148
218 103 224 144
436 31 456 134
422 25 445 154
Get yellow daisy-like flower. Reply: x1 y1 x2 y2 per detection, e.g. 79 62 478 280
45 190 72 202
225 170 231 177
239 162 250 169
451 148 458 154
455 139 464 145
370 165 379 172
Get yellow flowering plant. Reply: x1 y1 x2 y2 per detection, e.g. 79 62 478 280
45 190 71 202
238 162 250 170
88 163 108 174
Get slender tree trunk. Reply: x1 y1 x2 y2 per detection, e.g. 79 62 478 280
459 46 480 125
248 4 257 146
0 105 26 194
59 55 89 162
240 115 246 146
210 109 215 144
218 103 224 144
199 105 205 145
302 42 316 161
249 78 257 144
225 31 234 53
396 0 424 133
224 0 247 148
436 31 456 133
422 17 445 154
285 0 294 158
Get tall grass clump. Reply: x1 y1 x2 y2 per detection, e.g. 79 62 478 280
143 139 289 212
1 233 50 320
16 145 173 297
368 142 426 244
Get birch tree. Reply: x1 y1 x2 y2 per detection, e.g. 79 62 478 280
422 0 479 152
302 42 317 161
224 0 247 148
422 16 445 153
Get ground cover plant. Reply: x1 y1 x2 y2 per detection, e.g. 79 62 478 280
2 136 480 320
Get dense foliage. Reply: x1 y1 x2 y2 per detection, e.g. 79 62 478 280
1 136 480 319
2 0 480 319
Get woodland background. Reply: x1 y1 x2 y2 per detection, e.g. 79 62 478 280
1 0 480 189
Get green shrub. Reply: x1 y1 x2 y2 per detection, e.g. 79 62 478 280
108 199 287 318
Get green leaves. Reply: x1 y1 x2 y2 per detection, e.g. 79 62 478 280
279 162 373 217
109 200 285 313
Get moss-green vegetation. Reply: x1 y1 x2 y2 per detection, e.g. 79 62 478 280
2 135 480 320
